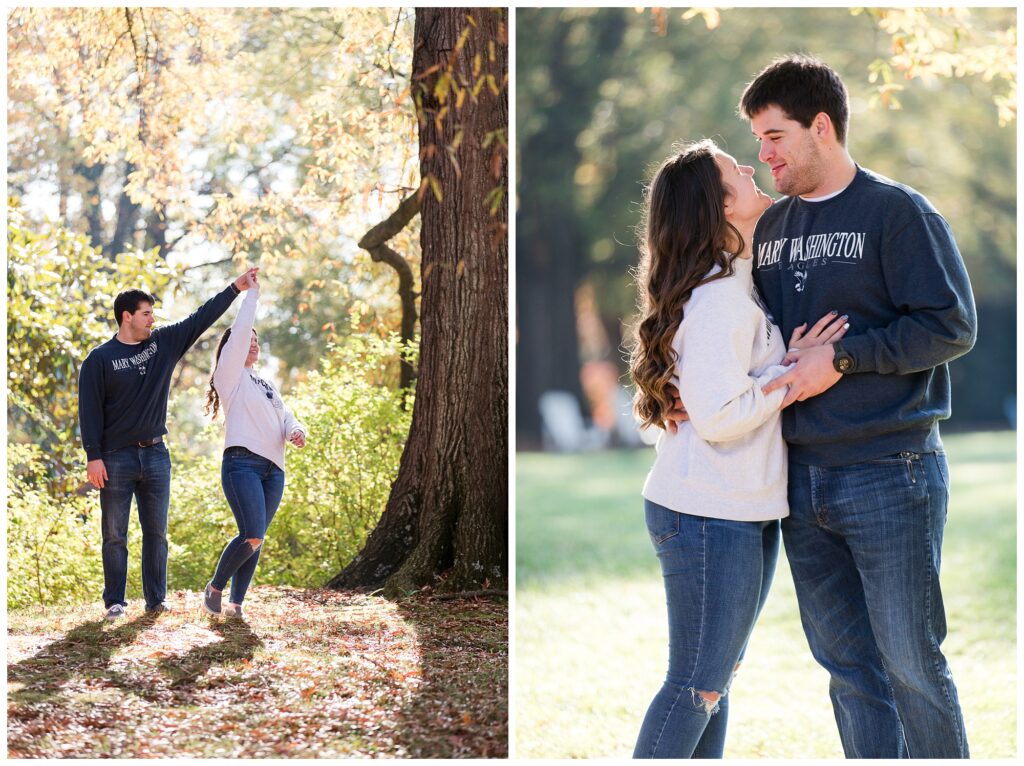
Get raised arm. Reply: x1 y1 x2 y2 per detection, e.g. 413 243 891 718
212 280 260 396
160 268 259 359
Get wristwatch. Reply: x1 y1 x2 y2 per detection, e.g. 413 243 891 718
229 282 241 295
833 343 854 374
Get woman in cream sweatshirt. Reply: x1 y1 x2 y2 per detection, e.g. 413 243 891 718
202 270 306 618
629 140 846 758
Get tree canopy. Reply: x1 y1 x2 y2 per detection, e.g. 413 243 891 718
9 8 422 383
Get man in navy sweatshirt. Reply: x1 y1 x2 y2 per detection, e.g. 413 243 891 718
78 268 258 620
743 56 975 757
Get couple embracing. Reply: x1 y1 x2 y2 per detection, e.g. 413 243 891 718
79 267 307 622
630 55 975 758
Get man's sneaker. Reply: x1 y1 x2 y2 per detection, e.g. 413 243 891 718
145 602 171 614
104 604 126 621
223 603 245 619
203 583 222 615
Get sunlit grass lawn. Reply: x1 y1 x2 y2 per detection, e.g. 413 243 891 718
515 431 1016 758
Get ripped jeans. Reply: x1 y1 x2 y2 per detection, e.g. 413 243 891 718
634 500 779 759
210 447 285 605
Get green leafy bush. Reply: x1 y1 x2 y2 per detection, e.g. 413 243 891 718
7 203 177 448
268 335 413 585
7 443 144 609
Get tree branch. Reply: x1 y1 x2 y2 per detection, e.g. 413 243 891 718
358 192 421 391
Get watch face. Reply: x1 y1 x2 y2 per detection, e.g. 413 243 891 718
837 356 853 373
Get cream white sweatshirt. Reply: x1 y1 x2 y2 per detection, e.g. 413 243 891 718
642 255 790 521
214 287 305 471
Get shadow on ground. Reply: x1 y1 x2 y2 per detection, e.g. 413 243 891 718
9 612 263 707
392 594 509 758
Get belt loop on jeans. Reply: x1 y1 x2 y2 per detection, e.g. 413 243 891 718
135 436 163 448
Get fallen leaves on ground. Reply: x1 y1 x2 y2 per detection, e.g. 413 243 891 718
7 586 507 758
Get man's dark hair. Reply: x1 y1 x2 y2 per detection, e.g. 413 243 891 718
113 289 156 327
739 54 850 146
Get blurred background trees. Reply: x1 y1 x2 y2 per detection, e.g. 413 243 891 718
516 7 1016 449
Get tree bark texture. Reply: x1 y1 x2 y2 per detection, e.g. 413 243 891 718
108 162 142 258
330 8 508 597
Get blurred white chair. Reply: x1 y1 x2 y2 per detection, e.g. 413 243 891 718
538 390 609 452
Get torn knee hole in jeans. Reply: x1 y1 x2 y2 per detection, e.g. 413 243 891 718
246 538 263 551
689 688 722 715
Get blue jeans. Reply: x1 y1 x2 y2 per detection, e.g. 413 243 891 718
634 500 779 759
210 447 285 605
784 452 968 758
99 443 172 610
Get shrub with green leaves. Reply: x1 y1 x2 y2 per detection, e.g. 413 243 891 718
7 443 144 609
267 335 413 585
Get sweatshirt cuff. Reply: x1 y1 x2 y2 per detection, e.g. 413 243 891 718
86 448 103 461
833 337 871 374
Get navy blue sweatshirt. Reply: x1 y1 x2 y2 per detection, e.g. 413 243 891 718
752 167 976 466
78 285 239 461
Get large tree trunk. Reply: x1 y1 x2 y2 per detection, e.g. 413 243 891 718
329 7 507 598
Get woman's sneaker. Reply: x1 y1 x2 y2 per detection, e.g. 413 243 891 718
104 604 126 621
223 603 245 619
203 583 222 615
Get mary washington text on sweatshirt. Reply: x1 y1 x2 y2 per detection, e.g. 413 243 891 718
643 255 790 522
752 166 977 467
78 286 239 460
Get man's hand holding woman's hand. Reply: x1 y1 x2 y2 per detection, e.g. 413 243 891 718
783 310 849 362
234 267 260 292
664 310 851 428
289 430 306 448
763 310 849 408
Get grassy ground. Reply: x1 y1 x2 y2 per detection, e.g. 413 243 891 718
8 586 507 758
516 431 1016 758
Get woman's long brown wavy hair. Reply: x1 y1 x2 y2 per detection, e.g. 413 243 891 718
629 139 745 430
203 326 258 420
